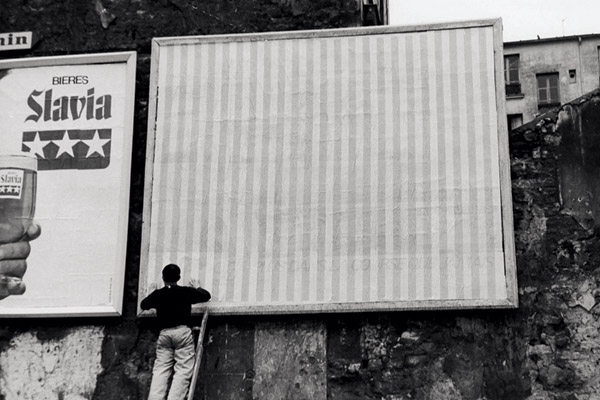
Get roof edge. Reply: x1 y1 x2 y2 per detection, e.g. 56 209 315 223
505 32 600 47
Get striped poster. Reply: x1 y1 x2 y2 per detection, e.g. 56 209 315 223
142 23 514 313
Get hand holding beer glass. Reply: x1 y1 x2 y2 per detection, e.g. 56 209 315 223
0 154 40 299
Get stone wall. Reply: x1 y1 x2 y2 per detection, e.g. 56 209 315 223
2 1 600 399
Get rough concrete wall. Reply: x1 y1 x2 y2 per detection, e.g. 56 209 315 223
509 90 600 400
0 1 359 399
254 320 327 399
0 326 104 400
1 0 359 55
556 94 600 234
2 1 600 399
326 91 600 400
327 313 530 399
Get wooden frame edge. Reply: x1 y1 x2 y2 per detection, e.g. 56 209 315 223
137 39 162 314
137 20 519 317
492 19 519 308
0 51 137 318
112 51 137 316
153 19 501 46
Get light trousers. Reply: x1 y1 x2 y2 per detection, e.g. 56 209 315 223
148 325 195 400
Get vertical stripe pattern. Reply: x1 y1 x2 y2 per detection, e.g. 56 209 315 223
147 27 507 307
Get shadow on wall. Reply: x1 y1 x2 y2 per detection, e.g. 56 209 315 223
556 90 600 236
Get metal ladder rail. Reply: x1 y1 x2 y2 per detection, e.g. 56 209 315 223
187 309 209 400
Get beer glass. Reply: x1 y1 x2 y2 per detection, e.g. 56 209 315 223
0 154 37 296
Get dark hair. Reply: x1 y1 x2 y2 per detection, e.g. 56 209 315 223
162 264 181 282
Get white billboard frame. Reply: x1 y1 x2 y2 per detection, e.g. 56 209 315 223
140 20 517 316
0 52 136 317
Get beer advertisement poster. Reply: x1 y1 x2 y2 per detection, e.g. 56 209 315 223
0 52 136 317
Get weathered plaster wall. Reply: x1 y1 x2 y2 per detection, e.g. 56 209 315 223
2 1 600 399
504 36 600 123
0 326 104 399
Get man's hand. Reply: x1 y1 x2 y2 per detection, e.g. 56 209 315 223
188 278 201 288
0 221 41 300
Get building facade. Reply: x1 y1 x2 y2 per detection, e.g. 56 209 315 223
504 34 600 129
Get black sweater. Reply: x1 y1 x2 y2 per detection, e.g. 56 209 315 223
140 285 211 329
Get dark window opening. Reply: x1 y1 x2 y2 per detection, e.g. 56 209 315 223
362 0 383 26
507 114 523 131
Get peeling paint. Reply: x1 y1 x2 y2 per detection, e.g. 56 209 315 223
0 327 104 400
568 280 597 311
517 204 547 255
254 320 326 400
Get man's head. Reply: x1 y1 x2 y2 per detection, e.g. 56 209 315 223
162 264 181 284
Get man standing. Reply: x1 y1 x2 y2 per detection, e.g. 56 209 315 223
141 264 211 400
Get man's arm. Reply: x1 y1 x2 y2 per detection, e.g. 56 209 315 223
140 290 157 310
192 287 211 303
187 280 211 303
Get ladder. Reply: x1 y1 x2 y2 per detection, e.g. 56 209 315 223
187 309 209 400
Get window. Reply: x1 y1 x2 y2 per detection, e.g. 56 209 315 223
504 55 521 97
507 114 523 131
537 73 560 106
504 55 520 83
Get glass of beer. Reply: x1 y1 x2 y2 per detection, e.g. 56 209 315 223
0 154 37 296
